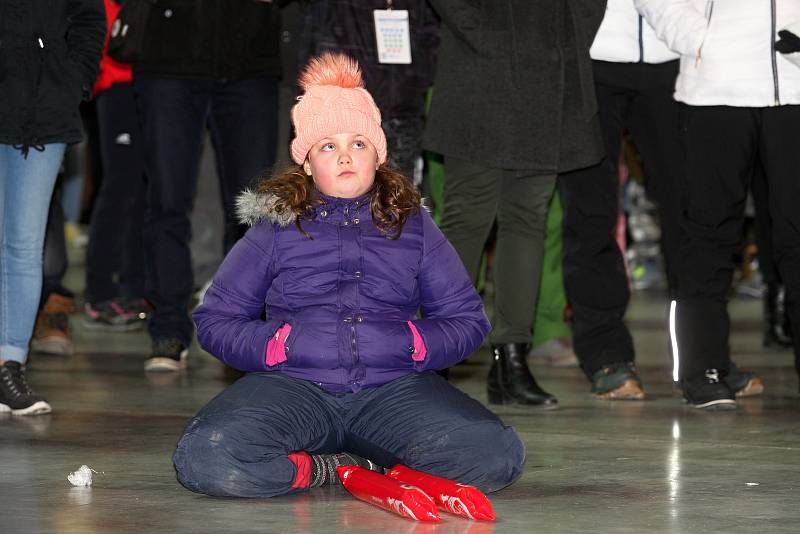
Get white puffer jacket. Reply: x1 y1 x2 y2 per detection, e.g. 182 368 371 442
635 0 800 107
591 0 679 63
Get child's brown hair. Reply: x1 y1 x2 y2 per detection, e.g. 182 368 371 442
255 164 421 239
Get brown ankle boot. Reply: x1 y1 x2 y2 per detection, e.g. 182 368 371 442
30 294 74 356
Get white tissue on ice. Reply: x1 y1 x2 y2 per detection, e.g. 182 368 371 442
68 465 97 487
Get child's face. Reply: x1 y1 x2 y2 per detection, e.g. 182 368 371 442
303 133 379 198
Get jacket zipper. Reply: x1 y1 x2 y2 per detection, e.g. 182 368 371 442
351 324 358 367
696 1 714 67
21 0 48 154
771 0 781 105
638 15 644 63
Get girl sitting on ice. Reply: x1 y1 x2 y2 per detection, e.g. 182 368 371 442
173 53 524 497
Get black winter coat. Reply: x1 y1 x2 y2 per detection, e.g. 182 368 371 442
0 0 105 147
424 0 606 173
134 0 281 80
300 0 440 120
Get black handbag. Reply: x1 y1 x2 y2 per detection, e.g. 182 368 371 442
107 0 156 64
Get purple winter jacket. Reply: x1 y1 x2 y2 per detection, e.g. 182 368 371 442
192 189 491 393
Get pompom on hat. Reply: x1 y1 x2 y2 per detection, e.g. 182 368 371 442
290 53 387 165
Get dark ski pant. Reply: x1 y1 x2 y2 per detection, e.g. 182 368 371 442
673 104 800 379
558 60 682 378
173 372 525 498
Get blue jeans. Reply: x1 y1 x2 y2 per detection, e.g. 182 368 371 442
173 372 525 498
134 76 279 346
0 143 66 363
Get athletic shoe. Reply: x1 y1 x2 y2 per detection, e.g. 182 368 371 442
145 338 188 372
0 361 52 415
118 298 151 321
682 369 737 410
724 362 764 398
83 300 144 332
591 361 645 400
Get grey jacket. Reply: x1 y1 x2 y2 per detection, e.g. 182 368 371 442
424 0 606 172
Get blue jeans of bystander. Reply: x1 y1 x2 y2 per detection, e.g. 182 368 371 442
0 143 66 363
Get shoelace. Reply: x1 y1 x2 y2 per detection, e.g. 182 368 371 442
1 369 19 397
1 366 33 400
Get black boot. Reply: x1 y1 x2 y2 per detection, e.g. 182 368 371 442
487 343 558 408
764 284 793 349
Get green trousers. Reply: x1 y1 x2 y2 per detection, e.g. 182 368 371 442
531 190 571 347
439 157 556 344
426 153 569 346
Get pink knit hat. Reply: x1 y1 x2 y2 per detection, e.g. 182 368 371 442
290 53 387 165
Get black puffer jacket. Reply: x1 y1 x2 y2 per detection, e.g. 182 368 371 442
0 0 106 148
134 0 282 80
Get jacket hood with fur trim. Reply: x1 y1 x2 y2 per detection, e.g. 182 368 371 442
236 189 431 228
235 189 297 227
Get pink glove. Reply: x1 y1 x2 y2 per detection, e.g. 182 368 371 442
266 323 292 366
407 321 427 362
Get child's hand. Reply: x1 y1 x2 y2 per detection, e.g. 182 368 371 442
266 323 292 366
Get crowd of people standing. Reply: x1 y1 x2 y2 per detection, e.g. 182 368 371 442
2 0 800 422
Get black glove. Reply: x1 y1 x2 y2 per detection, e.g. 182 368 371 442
776 30 800 54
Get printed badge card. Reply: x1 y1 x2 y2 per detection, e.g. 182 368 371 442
374 9 412 64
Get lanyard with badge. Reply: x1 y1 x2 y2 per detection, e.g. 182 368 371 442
373 0 412 64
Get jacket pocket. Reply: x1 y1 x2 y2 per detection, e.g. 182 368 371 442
285 321 340 370
35 51 82 132
0 48 28 130
355 320 415 370
65 58 86 102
